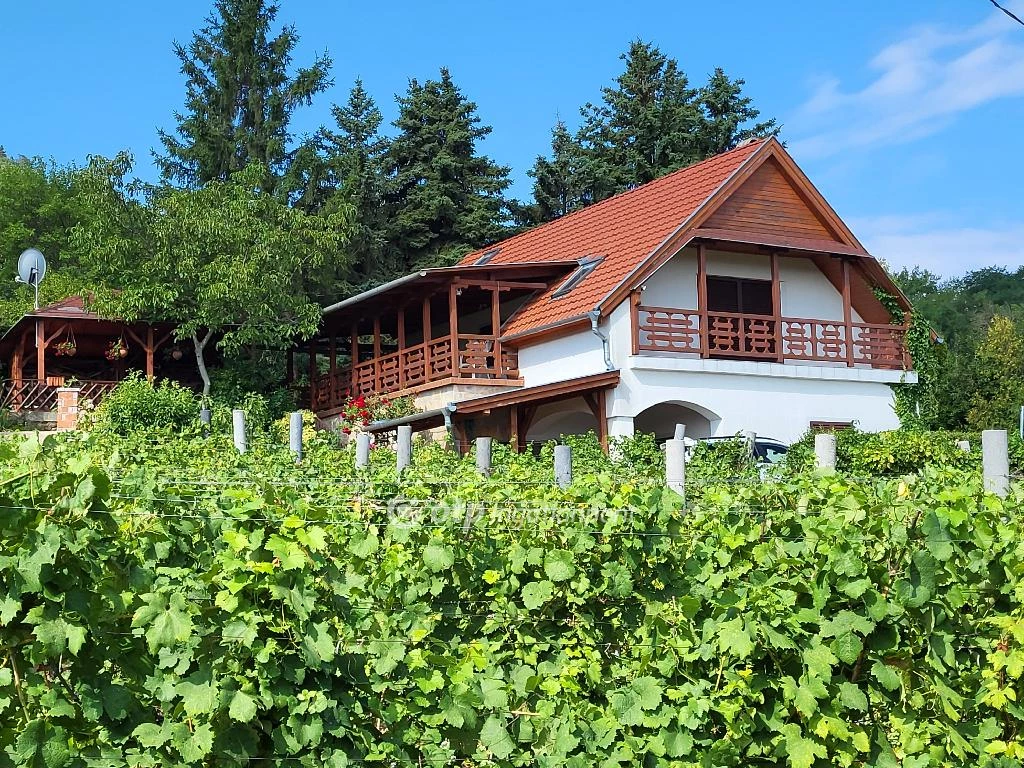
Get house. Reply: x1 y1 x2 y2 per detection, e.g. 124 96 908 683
304 137 916 447
0 296 182 416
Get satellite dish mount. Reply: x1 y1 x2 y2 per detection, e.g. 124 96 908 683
16 248 47 310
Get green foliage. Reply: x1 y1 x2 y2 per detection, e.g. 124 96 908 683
528 40 777 221
968 315 1024 431
384 68 513 269
156 0 332 193
2 430 1024 766
92 373 198 435
72 158 351 394
785 428 984 476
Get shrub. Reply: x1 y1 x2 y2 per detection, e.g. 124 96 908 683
785 428 978 476
93 373 197 434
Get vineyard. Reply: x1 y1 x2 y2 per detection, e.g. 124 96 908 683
2 422 1024 767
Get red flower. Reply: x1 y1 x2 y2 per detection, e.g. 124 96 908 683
342 427 351 434
352 396 366 408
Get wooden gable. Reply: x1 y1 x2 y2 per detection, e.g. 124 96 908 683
702 157 844 244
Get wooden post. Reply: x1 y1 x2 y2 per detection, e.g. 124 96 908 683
397 307 406 389
491 287 502 376
841 258 854 367
448 283 459 378
510 404 520 453
372 316 381 393
596 389 608 452
630 290 641 356
35 318 45 381
329 336 337 377
422 296 433 380
145 326 155 381
770 252 783 363
696 243 708 358
350 324 359 368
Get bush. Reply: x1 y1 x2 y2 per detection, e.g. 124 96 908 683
92 373 197 434
785 427 978 476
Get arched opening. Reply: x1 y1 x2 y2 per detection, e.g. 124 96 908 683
633 401 719 440
525 398 598 443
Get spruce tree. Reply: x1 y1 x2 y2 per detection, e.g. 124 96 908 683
384 69 512 270
698 67 779 157
527 120 589 223
532 41 777 219
157 0 331 193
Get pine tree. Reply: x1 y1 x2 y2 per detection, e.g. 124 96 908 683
384 69 512 270
698 67 779 157
532 41 777 218
157 0 331 192
527 120 589 223
579 40 701 195
320 81 395 290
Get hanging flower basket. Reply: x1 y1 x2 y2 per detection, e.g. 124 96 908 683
54 340 77 357
105 339 128 361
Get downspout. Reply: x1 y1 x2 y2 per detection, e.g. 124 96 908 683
443 403 456 449
589 310 614 371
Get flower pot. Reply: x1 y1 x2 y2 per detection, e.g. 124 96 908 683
118 347 128 358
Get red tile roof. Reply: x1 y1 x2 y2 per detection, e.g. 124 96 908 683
459 139 767 337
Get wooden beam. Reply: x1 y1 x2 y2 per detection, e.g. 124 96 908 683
841 258 854 367
146 326 155 382
397 308 406 389
449 283 459 378
35 319 45 381
452 278 550 291
697 243 708 359
329 336 337 377
491 287 502 375
422 297 432 377
372 316 381 393
350 323 359 367
770 252 783 363
630 290 641 356
44 323 68 346
692 227 868 258
596 389 608 453
510 405 520 453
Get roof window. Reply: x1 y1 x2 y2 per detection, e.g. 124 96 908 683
474 247 501 266
552 256 604 299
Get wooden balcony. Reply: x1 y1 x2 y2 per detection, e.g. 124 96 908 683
634 305 910 370
312 334 520 413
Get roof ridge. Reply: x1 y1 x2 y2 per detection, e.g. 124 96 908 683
463 138 769 262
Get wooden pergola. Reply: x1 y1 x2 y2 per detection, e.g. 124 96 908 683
0 297 179 411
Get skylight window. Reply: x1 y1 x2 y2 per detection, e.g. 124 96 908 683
552 256 604 299
474 247 501 266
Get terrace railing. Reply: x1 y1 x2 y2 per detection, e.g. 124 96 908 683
0 379 119 413
312 335 520 413
634 306 910 370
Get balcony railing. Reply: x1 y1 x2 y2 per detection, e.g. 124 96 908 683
635 306 910 370
0 379 119 412
313 334 520 412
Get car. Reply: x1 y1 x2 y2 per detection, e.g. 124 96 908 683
680 434 789 464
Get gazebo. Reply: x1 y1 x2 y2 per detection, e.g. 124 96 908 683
0 296 181 413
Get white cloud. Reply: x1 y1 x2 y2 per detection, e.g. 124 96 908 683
790 5 1024 158
852 214 1024 276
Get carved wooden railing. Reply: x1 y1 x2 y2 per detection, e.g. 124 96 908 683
0 379 119 413
312 335 521 413
635 306 910 370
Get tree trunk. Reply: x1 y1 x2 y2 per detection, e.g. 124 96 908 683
192 330 213 398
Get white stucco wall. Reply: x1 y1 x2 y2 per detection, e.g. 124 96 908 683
639 246 863 322
514 328 606 387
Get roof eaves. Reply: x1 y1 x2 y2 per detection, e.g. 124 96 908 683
499 314 591 343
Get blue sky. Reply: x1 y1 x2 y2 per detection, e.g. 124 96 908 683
3 0 1023 276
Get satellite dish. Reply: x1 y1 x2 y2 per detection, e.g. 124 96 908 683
17 248 46 287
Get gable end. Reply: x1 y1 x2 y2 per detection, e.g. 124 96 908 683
703 157 842 243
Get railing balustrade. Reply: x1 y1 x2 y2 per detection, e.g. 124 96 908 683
313 334 521 412
0 379 119 413
635 305 909 370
